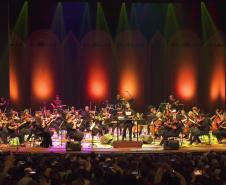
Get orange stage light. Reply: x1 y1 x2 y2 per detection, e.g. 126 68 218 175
32 60 54 101
87 61 108 100
210 56 225 102
9 65 19 102
119 66 138 99
176 63 196 100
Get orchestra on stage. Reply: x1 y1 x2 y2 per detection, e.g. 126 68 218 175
0 94 225 148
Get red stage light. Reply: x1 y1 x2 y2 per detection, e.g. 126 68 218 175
9 65 19 102
32 60 54 100
176 63 196 100
87 62 108 100
210 56 225 102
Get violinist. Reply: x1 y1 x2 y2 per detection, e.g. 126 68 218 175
212 113 226 144
39 111 53 148
6 110 26 145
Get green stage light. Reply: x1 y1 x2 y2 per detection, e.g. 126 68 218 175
201 2 218 42
79 3 91 39
96 2 110 33
13 2 28 40
117 2 130 35
164 3 179 41
51 2 66 41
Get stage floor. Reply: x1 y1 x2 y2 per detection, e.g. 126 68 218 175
0 135 226 154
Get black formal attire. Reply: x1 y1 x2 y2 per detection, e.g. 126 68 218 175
190 117 211 144
122 109 134 141
159 122 183 145
212 123 226 142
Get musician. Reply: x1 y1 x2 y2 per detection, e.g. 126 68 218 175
122 103 135 141
51 95 63 109
212 113 226 144
159 113 183 145
189 114 211 145
116 94 125 109
6 111 27 145
20 109 33 143
168 95 179 110
0 113 8 144
80 106 92 131
0 97 7 111
192 106 200 117
39 112 53 148
146 105 157 135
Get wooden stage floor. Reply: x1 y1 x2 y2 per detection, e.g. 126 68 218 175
0 139 225 154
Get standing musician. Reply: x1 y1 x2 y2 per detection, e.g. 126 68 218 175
39 111 53 147
212 112 226 144
122 103 135 141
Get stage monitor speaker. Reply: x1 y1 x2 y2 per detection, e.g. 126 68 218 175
66 141 81 151
140 135 153 144
100 134 113 144
163 139 179 150
112 141 142 148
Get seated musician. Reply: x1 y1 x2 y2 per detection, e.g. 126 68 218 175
189 114 211 145
80 106 92 131
97 108 111 136
168 95 180 110
146 105 157 135
212 113 226 144
122 103 135 141
159 113 183 145
6 111 27 145
0 113 9 144
0 97 7 111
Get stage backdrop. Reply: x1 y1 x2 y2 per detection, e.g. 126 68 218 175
6 29 226 111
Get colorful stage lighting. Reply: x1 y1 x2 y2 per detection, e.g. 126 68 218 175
87 60 108 101
9 66 19 102
210 56 225 102
119 67 138 98
176 63 196 100
32 60 54 101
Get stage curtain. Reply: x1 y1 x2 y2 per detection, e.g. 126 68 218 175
168 30 201 107
115 30 147 111
81 30 113 107
203 32 225 110
63 32 80 107
148 32 167 107
27 30 63 109
9 33 29 108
